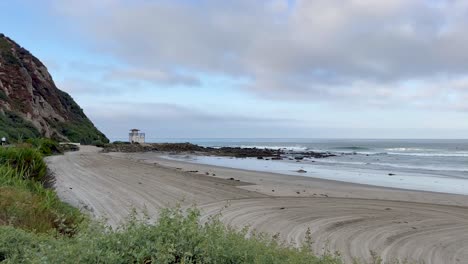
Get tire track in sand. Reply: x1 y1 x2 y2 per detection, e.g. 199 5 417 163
47 147 468 263
199 198 468 264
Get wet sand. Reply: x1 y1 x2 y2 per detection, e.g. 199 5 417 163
46 146 468 264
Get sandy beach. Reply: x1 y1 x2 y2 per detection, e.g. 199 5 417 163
46 146 468 264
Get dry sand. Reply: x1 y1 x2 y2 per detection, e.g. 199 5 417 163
46 146 468 264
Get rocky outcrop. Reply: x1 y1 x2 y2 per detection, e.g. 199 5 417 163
101 142 335 159
0 34 108 143
102 142 280 157
102 142 206 153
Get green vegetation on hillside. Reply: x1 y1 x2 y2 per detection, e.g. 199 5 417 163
0 106 108 145
0 111 41 141
51 90 109 144
51 120 108 145
0 35 109 144
0 37 20 66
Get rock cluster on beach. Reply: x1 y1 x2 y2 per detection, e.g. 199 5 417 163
290 151 336 159
209 146 281 157
102 142 204 153
101 142 335 158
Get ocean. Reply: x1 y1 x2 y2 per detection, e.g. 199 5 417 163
114 138 468 195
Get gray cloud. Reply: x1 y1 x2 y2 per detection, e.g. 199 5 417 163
57 78 126 95
88 102 298 123
84 102 468 139
64 61 201 87
85 102 304 138
51 0 468 110
104 68 201 87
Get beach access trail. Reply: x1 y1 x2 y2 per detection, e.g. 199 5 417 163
47 146 468 264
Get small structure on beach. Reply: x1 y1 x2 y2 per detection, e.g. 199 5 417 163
129 129 145 144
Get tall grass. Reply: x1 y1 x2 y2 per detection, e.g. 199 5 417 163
25 138 62 156
0 147 47 182
0 207 343 264
0 147 82 234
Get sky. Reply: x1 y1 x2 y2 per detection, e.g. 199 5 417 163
2 0 468 139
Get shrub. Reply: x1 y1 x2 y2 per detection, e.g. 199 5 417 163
112 141 130 145
0 207 342 264
92 140 106 148
0 177 82 235
0 186 61 232
0 147 46 182
0 111 41 141
0 149 82 234
50 120 109 145
25 138 62 156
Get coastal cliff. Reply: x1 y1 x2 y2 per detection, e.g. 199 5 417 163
0 34 108 144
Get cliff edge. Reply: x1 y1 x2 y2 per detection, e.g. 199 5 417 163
0 34 108 144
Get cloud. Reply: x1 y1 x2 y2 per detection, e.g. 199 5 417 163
88 102 298 123
104 68 201 86
57 78 125 95
85 102 303 138
84 102 468 139
63 60 201 87
49 0 468 111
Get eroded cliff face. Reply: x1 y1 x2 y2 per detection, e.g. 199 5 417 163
0 33 108 143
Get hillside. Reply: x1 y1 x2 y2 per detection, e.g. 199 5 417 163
0 34 108 144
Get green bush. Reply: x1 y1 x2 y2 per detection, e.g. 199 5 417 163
112 141 130 145
0 111 41 141
92 140 106 147
51 120 109 145
0 186 65 233
25 138 62 156
0 147 46 182
0 146 83 234
0 149 82 234
0 173 82 235
0 207 342 264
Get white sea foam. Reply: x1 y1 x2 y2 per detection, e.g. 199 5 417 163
315 159 468 172
162 155 468 195
239 145 308 152
387 152 468 157
385 147 428 152
378 147 468 157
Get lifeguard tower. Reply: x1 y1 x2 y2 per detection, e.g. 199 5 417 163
129 129 145 144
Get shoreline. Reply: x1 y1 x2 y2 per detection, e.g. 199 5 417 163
47 147 468 263
101 142 468 195
162 154 468 195
159 154 468 196
117 151 468 207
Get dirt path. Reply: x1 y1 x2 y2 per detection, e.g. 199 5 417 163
47 147 468 264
